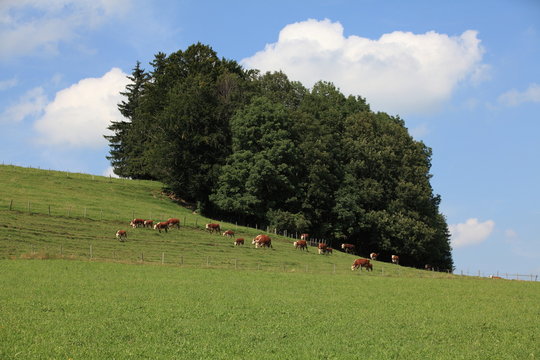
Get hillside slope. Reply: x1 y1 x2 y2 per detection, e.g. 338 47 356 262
0 165 447 277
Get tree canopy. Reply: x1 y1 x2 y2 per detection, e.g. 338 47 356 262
106 43 453 270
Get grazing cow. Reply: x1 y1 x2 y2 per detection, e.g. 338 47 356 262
370 252 379 261
223 230 235 237
154 221 169 233
252 234 272 248
234 238 244 246
391 255 399 265
293 239 308 251
341 243 356 254
318 243 328 255
130 218 145 228
300 233 309 241
325 247 333 255
116 230 127 242
489 275 503 279
205 223 221 233
424 264 433 271
143 220 154 228
167 218 180 229
351 258 373 271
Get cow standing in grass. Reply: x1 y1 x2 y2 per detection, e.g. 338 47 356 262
341 243 355 254
351 258 373 271
252 234 272 248
235 238 244 246
293 240 308 251
223 230 235 237
318 243 328 255
370 252 379 261
206 223 221 233
144 220 154 228
154 222 169 233
392 255 400 265
116 230 127 242
167 218 180 229
130 219 145 228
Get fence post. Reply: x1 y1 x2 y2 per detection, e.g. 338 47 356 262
90 245 93 259
9 200 13 211
141 253 144 262
206 256 209 267
179 255 183 265
60 244 63 256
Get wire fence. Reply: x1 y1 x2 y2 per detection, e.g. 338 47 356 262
3 198 539 281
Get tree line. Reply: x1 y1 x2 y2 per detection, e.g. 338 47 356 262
105 43 453 270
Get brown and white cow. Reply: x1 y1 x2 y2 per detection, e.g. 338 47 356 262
341 243 355 254
234 238 244 246
424 264 433 271
116 230 127 242
370 252 379 261
300 233 309 241
252 234 272 248
205 223 221 233
154 221 169 233
318 243 328 255
223 230 235 237
391 255 399 265
293 239 308 251
167 218 180 229
325 247 333 255
130 218 145 228
351 258 373 271
489 275 503 279
143 220 154 228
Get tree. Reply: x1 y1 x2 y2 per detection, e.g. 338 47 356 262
105 61 152 179
210 96 301 224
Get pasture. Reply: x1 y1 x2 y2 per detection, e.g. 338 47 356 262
1 165 539 359
0 260 538 359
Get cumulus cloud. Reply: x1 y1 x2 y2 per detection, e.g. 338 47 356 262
449 218 495 248
33 67 129 148
498 83 540 106
242 19 486 115
0 87 47 123
0 0 132 60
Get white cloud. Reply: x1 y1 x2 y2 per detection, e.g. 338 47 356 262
498 83 540 106
0 77 18 90
33 67 129 148
449 218 495 248
0 0 132 60
0 87 47 123
242 19 486 115
103 166 120 178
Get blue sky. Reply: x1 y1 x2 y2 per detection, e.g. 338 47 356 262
1 0 539 276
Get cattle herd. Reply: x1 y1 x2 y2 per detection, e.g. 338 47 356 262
116 221 404 272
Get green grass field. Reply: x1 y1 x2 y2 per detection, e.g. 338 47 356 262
1 165 539 359
0 260 538 359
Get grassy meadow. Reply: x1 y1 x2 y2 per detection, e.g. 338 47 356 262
1 165 539 359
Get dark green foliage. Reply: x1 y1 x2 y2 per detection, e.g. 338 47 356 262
106 43 453 269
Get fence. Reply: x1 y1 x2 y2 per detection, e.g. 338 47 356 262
456 269 539 282
2 199 333 244
3 199 539 281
